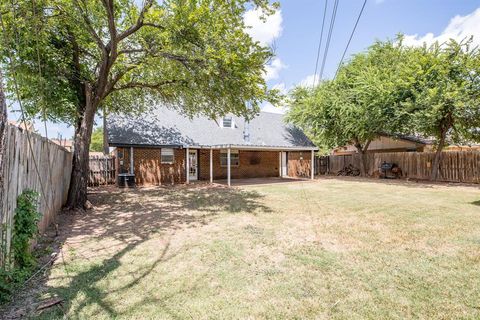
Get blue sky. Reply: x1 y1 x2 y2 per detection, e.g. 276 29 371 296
7 0 480 138
255 0 480 112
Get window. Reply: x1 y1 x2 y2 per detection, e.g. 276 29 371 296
220 150 239 166
161 148 174 163
222 116 233 128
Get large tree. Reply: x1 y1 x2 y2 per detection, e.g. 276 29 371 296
406 39 480 180
0 0 277 208
287 40 413 176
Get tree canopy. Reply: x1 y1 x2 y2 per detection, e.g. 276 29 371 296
287 37 480 179
1 0 278 121
405 39 480 179
1 0 279 207
90 127 103 152
287 39 413 175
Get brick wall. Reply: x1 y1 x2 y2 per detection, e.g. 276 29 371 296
113 147 312 184
287 151 312 178
198 149 280 180
115 147 186 185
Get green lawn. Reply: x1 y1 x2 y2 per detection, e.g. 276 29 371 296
36 178 480 319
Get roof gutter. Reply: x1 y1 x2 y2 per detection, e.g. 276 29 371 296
109 143 184 148
187 144 319 151
109 143 318 151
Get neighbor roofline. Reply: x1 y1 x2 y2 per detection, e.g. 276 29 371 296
378 133 433 145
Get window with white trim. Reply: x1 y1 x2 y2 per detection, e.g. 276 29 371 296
220 150 239 166
222 116 233 128
161 148 174 163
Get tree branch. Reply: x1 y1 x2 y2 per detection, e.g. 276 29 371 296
362 139 372 153
101 0 117 49
142 22 165 30
112 79 186 92
116 0 154 42
72 0 105 50
103 66 137 97
117 49 204 69
118 48 146 56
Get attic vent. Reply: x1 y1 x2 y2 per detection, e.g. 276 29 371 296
222 116 233 128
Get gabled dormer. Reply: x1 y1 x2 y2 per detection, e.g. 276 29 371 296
220 116 235 129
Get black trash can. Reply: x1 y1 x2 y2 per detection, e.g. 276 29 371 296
118 173 135 188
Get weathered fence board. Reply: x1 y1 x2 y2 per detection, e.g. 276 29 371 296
326 151 480 183
1 124 72 267
88 156 115 186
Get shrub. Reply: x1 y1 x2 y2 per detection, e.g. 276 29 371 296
0 190 41 303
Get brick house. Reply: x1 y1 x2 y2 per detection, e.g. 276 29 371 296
107 107 318 186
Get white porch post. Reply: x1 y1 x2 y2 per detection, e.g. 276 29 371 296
186 147 190 184
210 148 213 184
227 147 231 187
130 147 134 174
311 150 315 180
278 151 282 177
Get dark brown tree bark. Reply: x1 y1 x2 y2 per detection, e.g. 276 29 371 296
430 129 447 181
65 86 97 209
430 113 452 181
354 138 371 177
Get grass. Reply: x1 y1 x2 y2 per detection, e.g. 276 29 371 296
35 178 480 319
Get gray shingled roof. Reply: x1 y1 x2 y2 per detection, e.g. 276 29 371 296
107 107 316 149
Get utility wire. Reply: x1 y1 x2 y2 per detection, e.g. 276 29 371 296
319 0 340 82
31 0 59 228
0 3 51 215
335 0 367 78
312 0 329 88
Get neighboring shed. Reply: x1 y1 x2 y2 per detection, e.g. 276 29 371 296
332 134 434 155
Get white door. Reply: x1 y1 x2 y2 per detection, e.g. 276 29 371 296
281 152 288 177
188 150 198 181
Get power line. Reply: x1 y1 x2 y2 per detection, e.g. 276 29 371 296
319 0 340 82
335 0 367 77
312 0 329 88
0 3 51 214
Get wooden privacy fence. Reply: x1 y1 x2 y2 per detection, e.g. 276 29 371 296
1 124 72 267
88 156 115 186
326 151 480 183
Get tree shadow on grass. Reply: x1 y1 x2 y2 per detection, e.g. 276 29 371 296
30 184 271 318
472 200 480 206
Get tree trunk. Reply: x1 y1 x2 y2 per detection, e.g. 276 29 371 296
357 149 367 177
65 86 96 209
430 130 446 181
354 139 371 177
102 106 109 155
0 70 7 213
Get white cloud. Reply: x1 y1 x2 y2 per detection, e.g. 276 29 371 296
271 82 287 93
404 8 480 47
264 57 286 81
298 74 317 87
244 8 283 46
261 82 288 114
261 101 288 114
244 8 285 82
